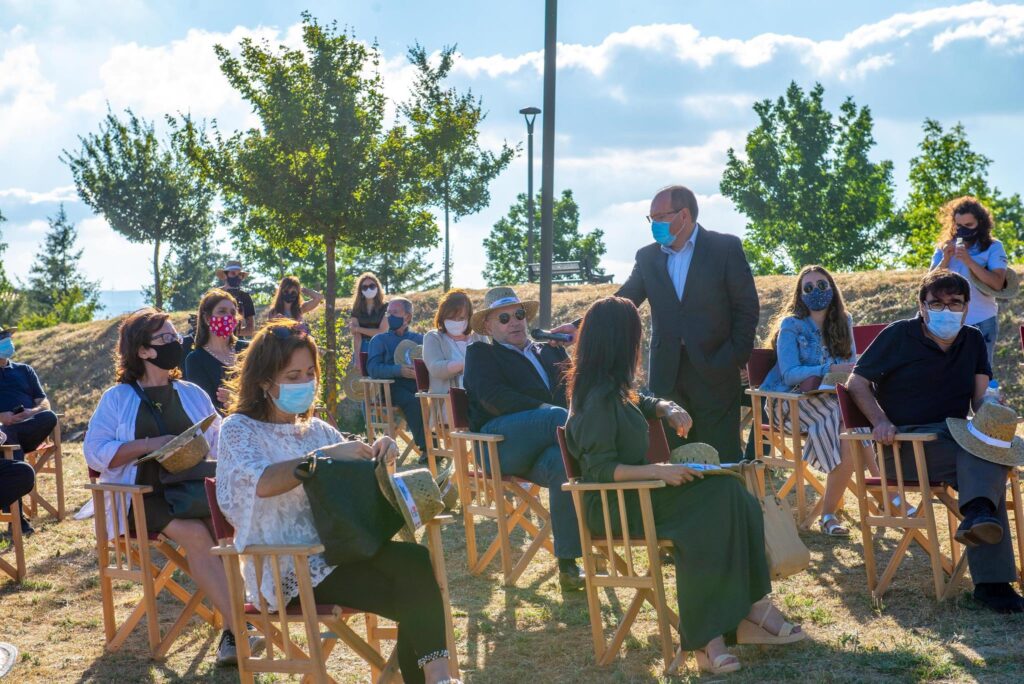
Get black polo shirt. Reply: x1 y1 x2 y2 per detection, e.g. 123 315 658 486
0 361 46 413
852 315 991 426
224 287 256 321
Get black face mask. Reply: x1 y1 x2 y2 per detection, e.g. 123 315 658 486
283 291 299 304
146 340 183 371
226 276 242 288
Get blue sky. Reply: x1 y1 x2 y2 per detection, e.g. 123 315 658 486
1 1 1023 294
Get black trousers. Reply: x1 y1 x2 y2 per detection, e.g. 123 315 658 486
311 541 446 682
669 346 743 460
4 410 58 459
0 459 34 510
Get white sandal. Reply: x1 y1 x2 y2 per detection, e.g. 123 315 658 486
736 601 807 646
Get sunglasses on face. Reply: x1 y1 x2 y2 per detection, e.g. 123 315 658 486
270 323 311 340
802 280 830 295
496 308 527 325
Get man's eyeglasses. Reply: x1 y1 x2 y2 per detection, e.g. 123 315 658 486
150 332 183 345
646 209 681 224
924 300 966 313
802 280 830 295
270 323 311 339
496 308 527 325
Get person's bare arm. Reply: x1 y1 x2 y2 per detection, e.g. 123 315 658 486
108 435 176 469
847 374 896 445
971 373 990 411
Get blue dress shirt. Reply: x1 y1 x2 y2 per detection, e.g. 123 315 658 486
661 224 700 301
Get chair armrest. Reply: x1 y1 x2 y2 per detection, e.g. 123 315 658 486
450 430 504 443
840 431 937 443
0 444 20 457
360 378 394 386
415 392 450 400
211 543 325 557
562 479 666 492
746 388 804 401
85 482 154 495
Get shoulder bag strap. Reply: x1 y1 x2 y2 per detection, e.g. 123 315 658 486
129 382 170 436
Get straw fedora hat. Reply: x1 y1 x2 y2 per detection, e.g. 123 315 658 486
669 442 720 465
375 461 446 537
215 259 249 281
972 267 1019 300
469 286 539 334
137 414 217 474
394 339 423 366
947 402 1024 467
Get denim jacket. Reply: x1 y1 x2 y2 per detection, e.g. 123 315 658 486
759 314 856 392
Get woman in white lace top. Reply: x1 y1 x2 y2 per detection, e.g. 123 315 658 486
216 321 457 684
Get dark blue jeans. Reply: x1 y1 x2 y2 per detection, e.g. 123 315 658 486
481 406 582 559
0 458 34 510
4 410 58 460
390 379 426 452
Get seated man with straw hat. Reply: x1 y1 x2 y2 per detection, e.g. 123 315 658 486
463 286 584 590
847 269 1024 613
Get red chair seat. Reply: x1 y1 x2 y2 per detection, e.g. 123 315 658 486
244 602 351 617
864 477 946 488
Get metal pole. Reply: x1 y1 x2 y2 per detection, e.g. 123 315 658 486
526 121 535 270
539 0 557 328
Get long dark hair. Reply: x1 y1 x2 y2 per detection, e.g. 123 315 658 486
270 275 303 320
194 288 239 348
939 195 994 251
350 272 384 317
567 297 643 411
768 265 853 358
116 308 181 383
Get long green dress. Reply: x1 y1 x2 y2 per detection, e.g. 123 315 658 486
565 386 771 650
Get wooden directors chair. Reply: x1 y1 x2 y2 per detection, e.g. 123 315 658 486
448 387 554 586
836 386 970 600
359 351 418 465
852 323 887 355
557 419 683 674
23 413 65 520
85 468 218 659
413 358 455 477
0 444 26 582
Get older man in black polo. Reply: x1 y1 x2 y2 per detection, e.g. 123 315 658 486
848 270 1022 613
463 286 583 590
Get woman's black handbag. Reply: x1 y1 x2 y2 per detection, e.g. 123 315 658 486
294 448 404 565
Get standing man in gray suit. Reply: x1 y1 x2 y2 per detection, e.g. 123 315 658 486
554 185 759 458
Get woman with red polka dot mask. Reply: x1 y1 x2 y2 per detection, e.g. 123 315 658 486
184 289 248 413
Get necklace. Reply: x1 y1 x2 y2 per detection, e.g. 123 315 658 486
204 344 235 366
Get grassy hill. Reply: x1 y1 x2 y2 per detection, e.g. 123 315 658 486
19 268 1024 433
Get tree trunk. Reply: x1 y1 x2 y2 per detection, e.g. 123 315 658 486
152 239 162 310
324 235 338 414
443 176 451 292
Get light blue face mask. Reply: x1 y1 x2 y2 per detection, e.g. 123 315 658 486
0 337 14 360
651 221 675 246
270 379 317 415
924 309 963 340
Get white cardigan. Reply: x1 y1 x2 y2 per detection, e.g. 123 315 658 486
422 329 488 394
84 381 220 537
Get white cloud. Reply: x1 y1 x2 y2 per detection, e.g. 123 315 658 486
839 53 896 81
0 44 59 148
0 185 77 204
679 93 757 118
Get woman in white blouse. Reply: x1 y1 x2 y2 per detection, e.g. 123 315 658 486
216 321 458 684
83 309 239 665
422 289 487 394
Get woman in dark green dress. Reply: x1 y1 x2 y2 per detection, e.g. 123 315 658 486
565 296 805 674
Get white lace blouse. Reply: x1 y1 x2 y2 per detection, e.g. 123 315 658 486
216 413 344 611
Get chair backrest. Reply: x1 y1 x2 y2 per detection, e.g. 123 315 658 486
204 477 235 541
88 467 100 481
358 351 369 377
645 419 671 464
555 426 581 479
449 387 470 430
746 348 777 388
413 358 430 392
836 384 871 430
853 324 887 354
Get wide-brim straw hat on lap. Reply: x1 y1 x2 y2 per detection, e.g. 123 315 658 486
375 460 446 537
972 267 1019 300
394 339 423 366
137 414 216 473
947 402 1024 467
343 366 365 401
669 442 720 465
469 286 539 334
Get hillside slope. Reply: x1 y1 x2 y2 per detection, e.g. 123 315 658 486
18 269 1024 432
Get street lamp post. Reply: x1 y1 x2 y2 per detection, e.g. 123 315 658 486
519 106 540 277
539 0 557 327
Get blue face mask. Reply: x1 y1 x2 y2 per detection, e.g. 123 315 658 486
651 221 675 246
270 379 317 415
0 337 15 359
801 287 833 312
924 309 963 340
387 314 406 332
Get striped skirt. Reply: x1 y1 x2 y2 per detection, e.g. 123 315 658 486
775 393 842 473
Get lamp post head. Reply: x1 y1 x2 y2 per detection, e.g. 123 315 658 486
519 106 541 130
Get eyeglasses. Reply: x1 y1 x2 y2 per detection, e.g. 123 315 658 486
150 332 183 345
646 209 681 224
924 300 966 313
496 308 527 325
802 280 830 294
270 323 310 339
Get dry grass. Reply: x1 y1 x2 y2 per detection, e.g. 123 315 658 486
4 271 1024 681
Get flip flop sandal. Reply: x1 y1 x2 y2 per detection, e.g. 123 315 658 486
695 649 741 674
736 607 807 646
819 515 850 537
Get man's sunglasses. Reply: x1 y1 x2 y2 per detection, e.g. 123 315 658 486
496 308 527 325
802 280 830 295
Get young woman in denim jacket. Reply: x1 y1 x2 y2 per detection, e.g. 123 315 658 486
760 266 857 536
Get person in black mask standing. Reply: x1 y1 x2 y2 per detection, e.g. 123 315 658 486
216 260 256 338
267 275 324 324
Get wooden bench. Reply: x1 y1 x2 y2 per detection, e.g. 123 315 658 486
527 260 614 284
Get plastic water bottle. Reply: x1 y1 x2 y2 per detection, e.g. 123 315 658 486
985 379 1001 404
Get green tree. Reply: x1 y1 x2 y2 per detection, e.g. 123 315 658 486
353 249 441 295
891 119 1024 266
21 204 101 329
184 13 436 410
0 210 22 325
402 44 515 291
142 233 225 312
720 82 895 274
483 189 607 286
62 108 215 309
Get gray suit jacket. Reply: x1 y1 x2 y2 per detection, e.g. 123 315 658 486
616 226 759 398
